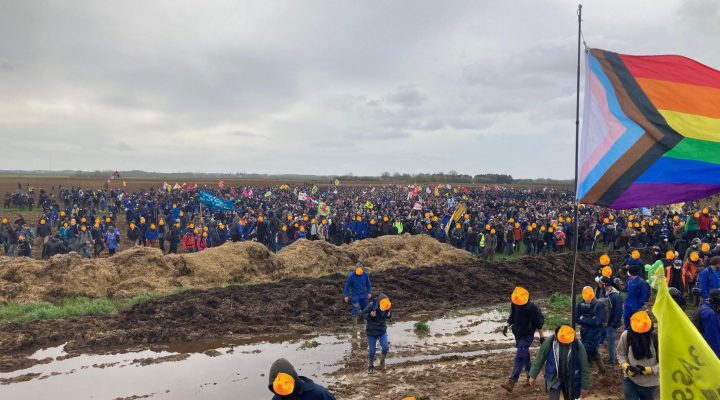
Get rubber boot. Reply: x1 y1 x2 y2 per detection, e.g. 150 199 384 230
501 379 515 393
379 354 386 370
368 356 375 374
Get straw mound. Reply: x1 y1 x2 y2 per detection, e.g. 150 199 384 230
0 235 474 304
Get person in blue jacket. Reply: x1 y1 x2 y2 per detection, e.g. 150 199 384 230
576 286 606 372
624 264 648 330
343 262 372 333
698 256 720 303
699 288 720 358
268 358 335 400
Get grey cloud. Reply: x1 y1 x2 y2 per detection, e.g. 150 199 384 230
0 0 716 179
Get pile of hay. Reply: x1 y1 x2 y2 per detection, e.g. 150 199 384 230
0 235 475 303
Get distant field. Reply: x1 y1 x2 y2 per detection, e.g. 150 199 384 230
0 176 571 193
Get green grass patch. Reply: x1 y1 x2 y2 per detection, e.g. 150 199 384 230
299 340 320 350
0 288 194 326
0 297 116 325
414 320 430 333
543 293 572 329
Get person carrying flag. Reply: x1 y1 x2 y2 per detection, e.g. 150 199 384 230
616 310 659 400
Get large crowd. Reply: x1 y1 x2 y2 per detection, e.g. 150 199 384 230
2 181 720 399
1 182 720 262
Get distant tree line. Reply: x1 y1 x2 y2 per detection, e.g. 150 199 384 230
0 170 572 187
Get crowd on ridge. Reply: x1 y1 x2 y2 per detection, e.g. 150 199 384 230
2 182 719 262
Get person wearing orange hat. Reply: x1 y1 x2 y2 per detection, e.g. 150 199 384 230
529 323 590 399
268 358 335 399
501 287 545 393
362 293 392 373
575 286 606 373
343 262 372 334
616 310 659 399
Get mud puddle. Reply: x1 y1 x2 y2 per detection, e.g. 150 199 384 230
0 309 510 399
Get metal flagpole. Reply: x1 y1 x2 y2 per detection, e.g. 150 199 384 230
569 4 582 400
571 3 583 328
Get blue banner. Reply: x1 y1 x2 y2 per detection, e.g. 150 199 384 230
199 191 234 211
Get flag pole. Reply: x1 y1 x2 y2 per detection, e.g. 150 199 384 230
570 3 582 329
569 5 582 399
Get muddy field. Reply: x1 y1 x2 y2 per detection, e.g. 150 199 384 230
0 220 631 399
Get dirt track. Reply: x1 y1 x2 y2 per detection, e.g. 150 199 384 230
0 251 603 359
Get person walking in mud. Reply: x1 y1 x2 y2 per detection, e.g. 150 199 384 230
529 323 590 399
501 287 545 392
343 262 372 335
575 286 606 373
362 293 392 373
268 358 336 399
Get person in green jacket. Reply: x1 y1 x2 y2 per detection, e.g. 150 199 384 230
529 323 590 399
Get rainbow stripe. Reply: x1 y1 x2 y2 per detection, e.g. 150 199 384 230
577 49 720 209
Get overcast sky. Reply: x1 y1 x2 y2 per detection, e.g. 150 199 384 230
1 0 718 178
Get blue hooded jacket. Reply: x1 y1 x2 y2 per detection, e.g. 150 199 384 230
343 271 371 299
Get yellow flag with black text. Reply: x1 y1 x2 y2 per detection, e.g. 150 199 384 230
652 270 720 399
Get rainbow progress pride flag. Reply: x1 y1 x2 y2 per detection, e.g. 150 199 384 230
577 49 720 209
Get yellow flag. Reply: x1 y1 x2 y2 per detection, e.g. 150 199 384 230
444 203 467 236
652 269 720 399
334 179 340 186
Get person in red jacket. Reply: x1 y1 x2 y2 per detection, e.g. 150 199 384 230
666 259 686 294
196 231 208 252
512 223 523 254
698 208 712 237
182 229 197 253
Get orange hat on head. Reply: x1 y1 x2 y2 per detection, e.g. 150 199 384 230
631 250 640 260
599 254 610 266
630 310 652 334
379 297 392 311
582 286 595 302
601 266 612 278
511 287 529 306
556 325 575 344
666 250 675 260
272 372 295 396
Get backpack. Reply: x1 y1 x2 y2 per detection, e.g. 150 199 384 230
597 296 611 327
691 309 704 334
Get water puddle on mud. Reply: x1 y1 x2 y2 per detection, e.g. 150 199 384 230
0 309 511 399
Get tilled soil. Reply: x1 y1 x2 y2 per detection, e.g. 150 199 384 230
0 251 604 366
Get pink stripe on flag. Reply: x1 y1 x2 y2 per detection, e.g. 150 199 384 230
579 72 627 181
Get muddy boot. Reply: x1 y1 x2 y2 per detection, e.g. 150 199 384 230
368 356 375 374
379 354 386 370
501 379 515 393
595 356 606 373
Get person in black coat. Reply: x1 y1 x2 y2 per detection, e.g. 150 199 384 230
362 293 392 373
268 358 335 400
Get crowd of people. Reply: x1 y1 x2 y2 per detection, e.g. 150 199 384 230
2 181 720 263
498 245 720 400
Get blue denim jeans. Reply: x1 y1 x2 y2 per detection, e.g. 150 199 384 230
351 296 369 317
367 333 389 358
623 378 657 400
511 335 534 381
605 326 617 363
